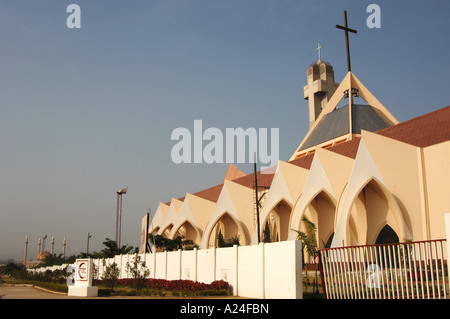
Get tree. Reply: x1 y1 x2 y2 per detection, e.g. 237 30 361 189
99 238 136 257
0 261 25 276
125 254 150 290
149 234 198 251
217 230 240 247
262 220 271 243
292 217 319 293
101 260 120 292
39 254 67 267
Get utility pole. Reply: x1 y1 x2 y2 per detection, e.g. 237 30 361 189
254 154 261 243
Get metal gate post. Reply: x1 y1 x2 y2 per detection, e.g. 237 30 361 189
318 249 327 299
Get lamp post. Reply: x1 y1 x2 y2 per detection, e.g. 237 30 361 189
51 236 55 255
37 238 41 258
115 187 128 254
254 156 261 243
24 236 28 267
86 232 92 257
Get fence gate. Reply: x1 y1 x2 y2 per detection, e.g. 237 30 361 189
318 239 448 299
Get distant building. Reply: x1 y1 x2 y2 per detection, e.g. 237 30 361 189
25 250 51 268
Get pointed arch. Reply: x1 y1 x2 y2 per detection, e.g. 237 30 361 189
343 177 406 246
375 224 400 268
293 189 337 248
204 211 247 248
292 189 336 230
152 226 160 235
375 224 399 245
261 198 293 242
171 220 202 245
158 224 174 238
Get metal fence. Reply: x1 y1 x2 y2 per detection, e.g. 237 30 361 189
318 239 448 299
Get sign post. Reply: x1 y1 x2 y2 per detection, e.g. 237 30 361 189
68 258 98 297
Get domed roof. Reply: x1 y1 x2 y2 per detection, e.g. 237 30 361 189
37 250 51 260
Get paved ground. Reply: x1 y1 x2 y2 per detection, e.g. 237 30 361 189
0 283 244 299
0 283 83 299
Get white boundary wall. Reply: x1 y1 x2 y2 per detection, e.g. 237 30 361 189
30 240 303 299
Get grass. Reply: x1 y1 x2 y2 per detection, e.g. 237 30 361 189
1 277 68 293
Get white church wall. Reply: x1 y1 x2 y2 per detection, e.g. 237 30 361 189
114 255 123 279
144 252 155 278
155 251 167 279
93 259 102 279
197 247 216 283
215 245 238 296
121 254 130 278
31 240 303 299
166 250 182 280
264 240 303 299
181 248 197 281
237 244 265 298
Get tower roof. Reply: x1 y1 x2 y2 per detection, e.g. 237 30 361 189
291 71 399 160
299 104 391 150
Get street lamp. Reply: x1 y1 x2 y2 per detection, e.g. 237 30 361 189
86 232 92 257
115 187 128 254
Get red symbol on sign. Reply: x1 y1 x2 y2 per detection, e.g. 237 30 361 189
78 262 87 280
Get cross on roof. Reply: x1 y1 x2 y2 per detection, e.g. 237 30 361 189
336 10 357 72
316 43 323 62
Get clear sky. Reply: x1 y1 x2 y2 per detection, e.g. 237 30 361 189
1 0 449 261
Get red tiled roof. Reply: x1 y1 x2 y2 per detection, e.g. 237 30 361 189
375 105 450 147
287 137 360 167
163 171 273 205
163 197 184 206
231 171 275 189
288 153 314 169
193 183 224 203
326 137 361 159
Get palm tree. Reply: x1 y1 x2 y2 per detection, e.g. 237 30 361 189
100 238 135 257
292 217 319 293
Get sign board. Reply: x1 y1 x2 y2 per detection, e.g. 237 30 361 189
139 212 150 254
67 258 98 297
75 259 90 284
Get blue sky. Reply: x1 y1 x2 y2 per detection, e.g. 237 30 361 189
1 0 449 260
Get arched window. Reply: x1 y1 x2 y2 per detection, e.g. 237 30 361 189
375 224 399 268
325 232 334 248
375 224 399 245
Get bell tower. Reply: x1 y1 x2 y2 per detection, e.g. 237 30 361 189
303 44 339 128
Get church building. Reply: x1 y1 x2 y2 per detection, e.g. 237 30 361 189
143 17 450 255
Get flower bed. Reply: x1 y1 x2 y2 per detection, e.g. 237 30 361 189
95 278 229 294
